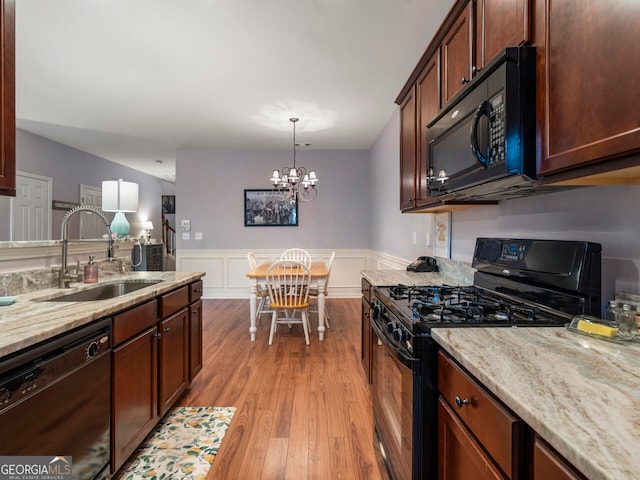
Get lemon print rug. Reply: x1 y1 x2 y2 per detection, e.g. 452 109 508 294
117 406 236 480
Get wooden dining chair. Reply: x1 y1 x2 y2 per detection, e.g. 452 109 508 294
280 248 312 267
265 260 312 345
247 252 271 321
309 251 335 328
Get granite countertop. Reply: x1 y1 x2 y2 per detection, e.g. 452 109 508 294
361 270 471 287
0 271 205 358
432 327 640 480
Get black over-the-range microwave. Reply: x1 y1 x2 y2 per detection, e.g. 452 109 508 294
426 46 543 202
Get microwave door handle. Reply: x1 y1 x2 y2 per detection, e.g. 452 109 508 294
470 100 492 168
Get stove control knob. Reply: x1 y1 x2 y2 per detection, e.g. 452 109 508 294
392 325 406 342
387 322 395 333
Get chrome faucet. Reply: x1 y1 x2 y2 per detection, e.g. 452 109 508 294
60 205 114 288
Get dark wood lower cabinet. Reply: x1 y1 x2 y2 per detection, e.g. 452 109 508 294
360 278 372 383
438 398 506 480
158 308 189 416
111 280 203 474
111 327 159 472
533 437 586 480
189 299 203 382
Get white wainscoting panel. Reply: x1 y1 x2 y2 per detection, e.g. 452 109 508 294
177 249 376 299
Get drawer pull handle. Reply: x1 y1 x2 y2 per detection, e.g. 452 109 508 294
455 396 470 408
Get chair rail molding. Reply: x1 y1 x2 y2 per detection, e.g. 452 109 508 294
176 249 406 299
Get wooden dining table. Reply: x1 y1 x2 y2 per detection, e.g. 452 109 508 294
246 261 329 341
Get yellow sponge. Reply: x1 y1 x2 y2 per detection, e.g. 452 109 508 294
576 320 618 338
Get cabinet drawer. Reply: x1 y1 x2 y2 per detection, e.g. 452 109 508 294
112 300 158 346
189 280 203 303
533 436 585 480
159 286 189 318
439 398 507 480
438 350 522 478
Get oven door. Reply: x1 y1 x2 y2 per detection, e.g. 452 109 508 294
371 318 417 480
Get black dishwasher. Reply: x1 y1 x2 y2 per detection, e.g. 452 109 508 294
0 318 111 480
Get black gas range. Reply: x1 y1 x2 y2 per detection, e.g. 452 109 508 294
370 238 602 480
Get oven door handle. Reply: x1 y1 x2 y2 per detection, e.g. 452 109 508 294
371 318 419 371
470 100 492 168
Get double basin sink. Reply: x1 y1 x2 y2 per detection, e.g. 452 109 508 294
41 280 164 302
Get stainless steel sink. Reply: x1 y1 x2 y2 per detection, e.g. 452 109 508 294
43 280 164 302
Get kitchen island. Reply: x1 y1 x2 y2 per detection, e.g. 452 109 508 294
0 270 204 357
432 327 640 480
0 269 205 476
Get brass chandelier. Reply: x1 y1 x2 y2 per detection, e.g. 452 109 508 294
269 117 319 202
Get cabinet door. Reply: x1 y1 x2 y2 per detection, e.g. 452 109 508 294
438 398 507 480
189 299 203 382
0 0 15 197
533 436 585 480
416 50 441 208
475 0 530 70
442 2 473 105
539 0 640 176
112 327 159 472
158 307 189 416
399 87 417 211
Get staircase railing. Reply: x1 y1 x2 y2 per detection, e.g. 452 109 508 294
161 213 176 256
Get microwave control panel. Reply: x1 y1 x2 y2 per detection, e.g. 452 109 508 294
489 94 505 165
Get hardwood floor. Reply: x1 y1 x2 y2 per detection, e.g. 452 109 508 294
178 298 388 480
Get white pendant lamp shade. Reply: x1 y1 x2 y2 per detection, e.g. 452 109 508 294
102 179 139 212
102 179 139 236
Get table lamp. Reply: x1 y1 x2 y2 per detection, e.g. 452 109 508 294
143 221 154 243
102 179 139 236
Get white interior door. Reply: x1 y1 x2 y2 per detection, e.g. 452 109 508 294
11 171 52 241
80 184 103 239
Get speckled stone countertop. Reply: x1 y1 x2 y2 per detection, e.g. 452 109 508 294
361 257 475 287
432 327 640 480
0 271 205 358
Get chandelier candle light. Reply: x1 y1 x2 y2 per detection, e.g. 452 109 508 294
102 179 139 236
270 117 319 202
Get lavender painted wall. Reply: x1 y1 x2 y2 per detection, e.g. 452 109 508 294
0 129 164 241
175 148 370 250
369 109 435 261
369 111 640 306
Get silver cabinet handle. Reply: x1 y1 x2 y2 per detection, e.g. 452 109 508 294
455 396 470 408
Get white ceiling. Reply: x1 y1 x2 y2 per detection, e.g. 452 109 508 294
16 0 454 182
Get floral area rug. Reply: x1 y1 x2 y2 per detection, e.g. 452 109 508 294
116 406 236 480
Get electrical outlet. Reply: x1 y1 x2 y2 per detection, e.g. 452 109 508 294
195 232 203 240
182 232 190 240
412 232 417 245
426 232 432 247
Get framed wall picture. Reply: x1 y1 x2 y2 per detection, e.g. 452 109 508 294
161 195 175 214
244 189 298 226
433 212 451 258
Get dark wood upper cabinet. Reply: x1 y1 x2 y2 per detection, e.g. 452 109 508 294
399 87 417 211
416 51 441 209
475 0 530 71
538 0 640 180
0 0 15 197
441 2 473 105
